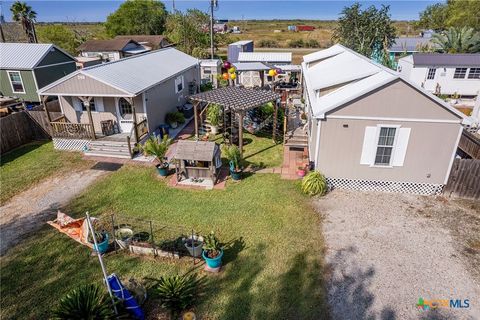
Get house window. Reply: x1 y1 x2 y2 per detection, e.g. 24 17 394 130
81 99 96 112
374 127 396 166
7 71 25 93
427 68 436 80
203 68 212 74
118 98 133 120
468 68 480 79
453 68 467 79
175 75 184 93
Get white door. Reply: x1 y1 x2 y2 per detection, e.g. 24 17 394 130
116 98 134 133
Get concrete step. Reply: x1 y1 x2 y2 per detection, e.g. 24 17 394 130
89 141 130 148
88 146 130 153
84 149 131 159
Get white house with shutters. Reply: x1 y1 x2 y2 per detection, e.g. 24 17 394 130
397 53 480 97
302 44 465 195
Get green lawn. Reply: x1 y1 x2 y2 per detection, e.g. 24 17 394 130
0 141 90 204
0 166 326 319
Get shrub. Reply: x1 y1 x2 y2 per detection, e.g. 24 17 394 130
257 39 279 48
206 104 222 126
287 39 305 48
200 82 213 92
51 284 116 319
165 112 185 125
149 274 202 317
142 135 172 165
305 39 320 48
301 171 328 196
222 145 241 171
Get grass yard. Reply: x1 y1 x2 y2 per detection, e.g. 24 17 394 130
0 141 90 204
0 166 327 319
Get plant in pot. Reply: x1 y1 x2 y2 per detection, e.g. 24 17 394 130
202 231 223 269
142 135 172 176
222 145 242 181
166 111 185 129
206 104 221 135
183 234 204 258
88 231 109 254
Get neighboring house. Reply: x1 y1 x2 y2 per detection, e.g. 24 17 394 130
37 48 200 158
302 44 465 195
75 56 102 69
397 53 480 97
228 40 254 63
388 30 436 60
236 52 294 87
0 43 77 104
77 39 150 62
213 23 228 33
114 35 169 50
200 59 222 87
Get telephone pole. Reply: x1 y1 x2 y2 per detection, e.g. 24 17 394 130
210 0 217 59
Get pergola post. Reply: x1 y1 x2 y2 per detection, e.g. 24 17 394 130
238 111 244 157
193 101 199 139
79 96 96 140
272 100 278 143
260 71 265 88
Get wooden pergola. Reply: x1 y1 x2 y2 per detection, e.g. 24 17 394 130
189 87 281 157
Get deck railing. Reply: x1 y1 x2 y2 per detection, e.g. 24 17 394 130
51 121 94 139
136 118 148 141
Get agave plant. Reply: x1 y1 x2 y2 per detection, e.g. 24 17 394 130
52 284 117 319
431 27 480 53
301 171 328 196
149 274 202 317
142 135 172 167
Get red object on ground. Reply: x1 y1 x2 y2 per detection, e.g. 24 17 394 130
297 25 315 31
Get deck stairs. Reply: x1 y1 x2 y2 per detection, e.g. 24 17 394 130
84 140 131 159
285 127 308 147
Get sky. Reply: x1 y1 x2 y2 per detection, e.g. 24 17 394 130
1 0 445 22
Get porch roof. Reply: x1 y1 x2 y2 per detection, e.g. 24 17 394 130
174 140 217 162
188 86 280 112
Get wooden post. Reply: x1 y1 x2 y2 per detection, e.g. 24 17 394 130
272 100 278 143
194 101 199 139
129 97 139 143
238 111 244 158
259 71 265 88
41 95 52 123
80 96 96 140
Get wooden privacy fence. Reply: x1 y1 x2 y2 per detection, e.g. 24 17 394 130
27 106 62 136
0 110 49 153
458 129 480 160
443 159 480 200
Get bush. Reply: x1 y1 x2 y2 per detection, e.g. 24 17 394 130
301 171 328 196
149 274 202 317
51 284 116 319
206 104 222 126
305 39 320 48
165 111 185 125
287 39 305 48
200 82 213 92
257 39 279 48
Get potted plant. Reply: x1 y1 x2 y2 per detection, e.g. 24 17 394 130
296 166 306 177
115 226 134 249
223 145 242 181
183 235 204 258
166 111 185 129
300 112 307 124
88 231 109 254
142 135 172 176
129 231 155 256
206 104 221 135
202 231 223 269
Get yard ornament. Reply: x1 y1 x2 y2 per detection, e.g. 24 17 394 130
223 61 231 69
228 67 236 74
230 73 237 80
268 69 276 77
222 73 229 80
275 68 283 74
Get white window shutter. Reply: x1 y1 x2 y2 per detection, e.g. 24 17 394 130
94 97 104 112
392 128 411 166
72 97 83 111
360 126 377 165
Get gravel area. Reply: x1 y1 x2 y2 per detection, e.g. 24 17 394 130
315 190 480 320
0 166 110 256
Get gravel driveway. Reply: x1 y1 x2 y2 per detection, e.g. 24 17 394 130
0 164 114 255
316 190 480 320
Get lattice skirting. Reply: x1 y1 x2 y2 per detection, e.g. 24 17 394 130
326 177 444 196
53 138 90 151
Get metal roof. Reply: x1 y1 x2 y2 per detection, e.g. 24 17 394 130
238 52 292 63
200 59 222 67
389 37 434 52
233 62 270 71
174 140 217 161
411 53 480 67
39 47 199 96
302 44 464 120
274 64 302 72
0 43 74 70
229 40 253 46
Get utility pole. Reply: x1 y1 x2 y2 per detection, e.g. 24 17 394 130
172 0 175 11
209 0 217 59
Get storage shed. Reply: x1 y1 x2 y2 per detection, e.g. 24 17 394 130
228 40 254 63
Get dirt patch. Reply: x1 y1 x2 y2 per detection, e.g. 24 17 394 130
0 168 109 255
315 190 480 320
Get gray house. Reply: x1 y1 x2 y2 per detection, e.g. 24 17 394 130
0 43 77 104
38 48 200 158
302 44 465 195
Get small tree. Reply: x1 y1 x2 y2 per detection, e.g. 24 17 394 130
333 2 396 57
10 1 37 43
37 25 77 54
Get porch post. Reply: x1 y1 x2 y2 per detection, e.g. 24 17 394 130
128 97 139 143
41 95 52 122
238 111 244 158
194 101 199 139
80 96 96 140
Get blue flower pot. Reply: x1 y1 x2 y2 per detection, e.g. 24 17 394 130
93 234 109 254
202 249 223 269
156 166 169 176
230 171 241 181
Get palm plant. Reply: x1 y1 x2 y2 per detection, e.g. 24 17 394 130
52 284 116 319
149 274 202 318
301 171 328 196
10 1 37 43
222 144 241 172
142 135 172 168
431 27 480 53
